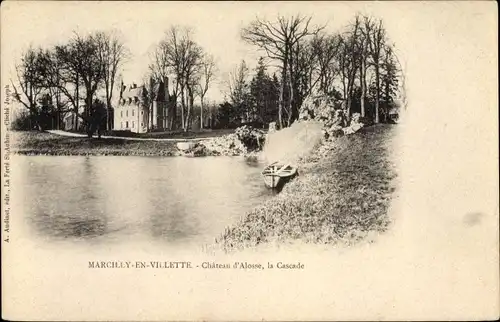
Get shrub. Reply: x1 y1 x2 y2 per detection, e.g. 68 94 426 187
11 111 34 131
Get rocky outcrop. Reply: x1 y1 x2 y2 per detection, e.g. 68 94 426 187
201 133 248 156
299 94 365 139
176 141 197 151
298 95 343 123
342 113 364 135
176 125 267 157
235 125 266 152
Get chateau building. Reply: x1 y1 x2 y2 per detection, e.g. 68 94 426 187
114 77 173 133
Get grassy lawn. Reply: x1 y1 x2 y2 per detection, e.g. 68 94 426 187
215 124 398 252
86 128 237 139
11 131 178 156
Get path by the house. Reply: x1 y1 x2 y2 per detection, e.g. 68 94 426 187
46 130 206 142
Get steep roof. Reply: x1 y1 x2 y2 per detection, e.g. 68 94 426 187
118 79 170 103
122 85 146 100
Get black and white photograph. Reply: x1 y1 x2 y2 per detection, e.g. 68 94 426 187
1 1 498 321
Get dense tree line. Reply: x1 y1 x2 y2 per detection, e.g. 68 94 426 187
240 14 403 128
11 31 128 136
214 14 403 129
11 14 404 133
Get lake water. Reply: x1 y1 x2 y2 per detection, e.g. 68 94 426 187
11 155 273 249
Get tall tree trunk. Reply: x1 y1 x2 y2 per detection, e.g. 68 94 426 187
209 104 213 129
106 99 111 131
360 59 366 118
384 78 390 123
170 101 176 130
149 101 153 130
180 86 186 130
287 64 294 127
278 59 288 129
278 84 284 129
86 92 93 137
75 72 79 131
346 70 355 122
375 66 380 124
341 68 347 103
57 94 61 130
200 97 204 130
186 86 193 132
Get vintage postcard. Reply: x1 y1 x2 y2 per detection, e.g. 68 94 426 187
1 1 498 321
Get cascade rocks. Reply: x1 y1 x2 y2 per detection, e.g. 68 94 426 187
235 125 266 152
200 133 248 156
342 113 364 135
177 125 266 157
176 94 366 158
298 94 365 139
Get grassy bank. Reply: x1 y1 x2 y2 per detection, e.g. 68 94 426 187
11 131 179 156
215 124 398 252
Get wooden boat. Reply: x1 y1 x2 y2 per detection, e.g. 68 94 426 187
261 162 297 189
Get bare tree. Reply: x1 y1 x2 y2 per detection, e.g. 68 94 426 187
10 46 45 129
139 75 155 131
96 30 128 130
197 54 216 129
55 32 106 135
227 60 250 123
149 34 174 130
149 26 203 131
36 49 72 129
338 16 361 119
379 42 402 122
35 47 88 130
184 40 203 130
227 60 249 105
311 33 341 96
366 18 386 124
242 15 324 128
358 15 374 118
50 43 87 131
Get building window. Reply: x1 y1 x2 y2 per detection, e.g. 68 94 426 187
121 111 123 117
141 122 144 127
141 111 144 115
132 110 135 116
132 121 135 128
121 122 123 129
126 121 129 128
126 110 128 117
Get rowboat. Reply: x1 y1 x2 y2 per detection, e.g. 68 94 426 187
261 162 297 189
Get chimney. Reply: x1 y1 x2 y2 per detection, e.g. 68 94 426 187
132 83 137 89
120 81 125 96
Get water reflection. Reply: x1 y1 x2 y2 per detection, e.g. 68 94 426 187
15 155 272 246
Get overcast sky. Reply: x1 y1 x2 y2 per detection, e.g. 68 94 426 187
2 1 414 103
1 1 496 105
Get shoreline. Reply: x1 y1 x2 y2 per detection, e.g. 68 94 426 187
213 124 397 252
11 125 397 253
10 130 254 157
